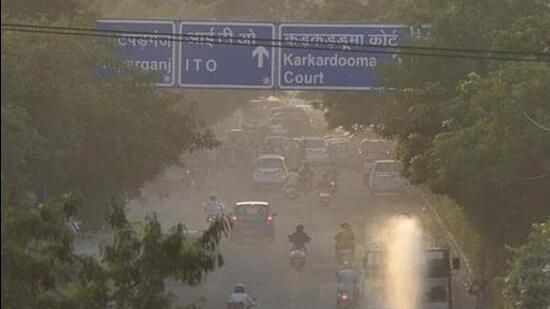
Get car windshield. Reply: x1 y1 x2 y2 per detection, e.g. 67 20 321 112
305 139 325 148
235 205 268 216
375 162 402 173
257 158 284 169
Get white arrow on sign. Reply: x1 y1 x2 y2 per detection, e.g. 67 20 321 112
252 46 269 68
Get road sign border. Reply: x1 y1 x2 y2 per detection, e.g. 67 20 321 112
277 23 407 91
97 18 177 87
178 21 275 89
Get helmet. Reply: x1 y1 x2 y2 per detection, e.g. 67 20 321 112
296 224 304 232
234 284 246 293
209 195 217 201
341 222 351 230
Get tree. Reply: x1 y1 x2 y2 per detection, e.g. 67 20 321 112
1 194 230 308
504 220 550 309
316 0 550 268
1 0 215 223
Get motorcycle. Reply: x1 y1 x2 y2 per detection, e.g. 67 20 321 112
318 190 331 207
227 299 257 309
336 289 356 309
289 247 307 270
284 184 299 200
226 297 258 309
206 213 223 224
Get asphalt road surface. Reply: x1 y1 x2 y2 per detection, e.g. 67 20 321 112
121 164 475 309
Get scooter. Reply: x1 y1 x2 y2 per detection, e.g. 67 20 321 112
289 248 307 270
206 213 222 224
227 298 257 309
336 289 356 309
318 190 331 207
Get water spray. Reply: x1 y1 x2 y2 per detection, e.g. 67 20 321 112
385 215 425 309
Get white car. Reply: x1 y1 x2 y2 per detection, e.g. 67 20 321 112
252 154 288 189
368 160 406 195
302 137 330 164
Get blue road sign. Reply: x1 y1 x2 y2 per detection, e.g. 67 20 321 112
97 19 177 87
179 22 275 89
278 24 410 90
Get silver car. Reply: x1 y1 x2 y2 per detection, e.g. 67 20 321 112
368 160 406 195
252 154 288 189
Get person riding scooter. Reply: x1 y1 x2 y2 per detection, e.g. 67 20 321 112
227 284 257 309
336 261 360 308
204 195 225 222
288 224 311 250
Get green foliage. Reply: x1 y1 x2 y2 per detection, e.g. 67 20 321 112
503 221 550 309
1 1 215 223
317 0 550 269
428 193 483 275
1 194 230 308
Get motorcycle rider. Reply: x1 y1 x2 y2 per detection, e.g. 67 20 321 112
288 224 311 250
336 260 360 307
227 284 257 309
335 221 355 254
298 162 315 191
204 195 225 218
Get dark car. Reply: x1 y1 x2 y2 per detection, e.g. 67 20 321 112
229 201 276 242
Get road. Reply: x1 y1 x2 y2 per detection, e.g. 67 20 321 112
124 164 473 309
